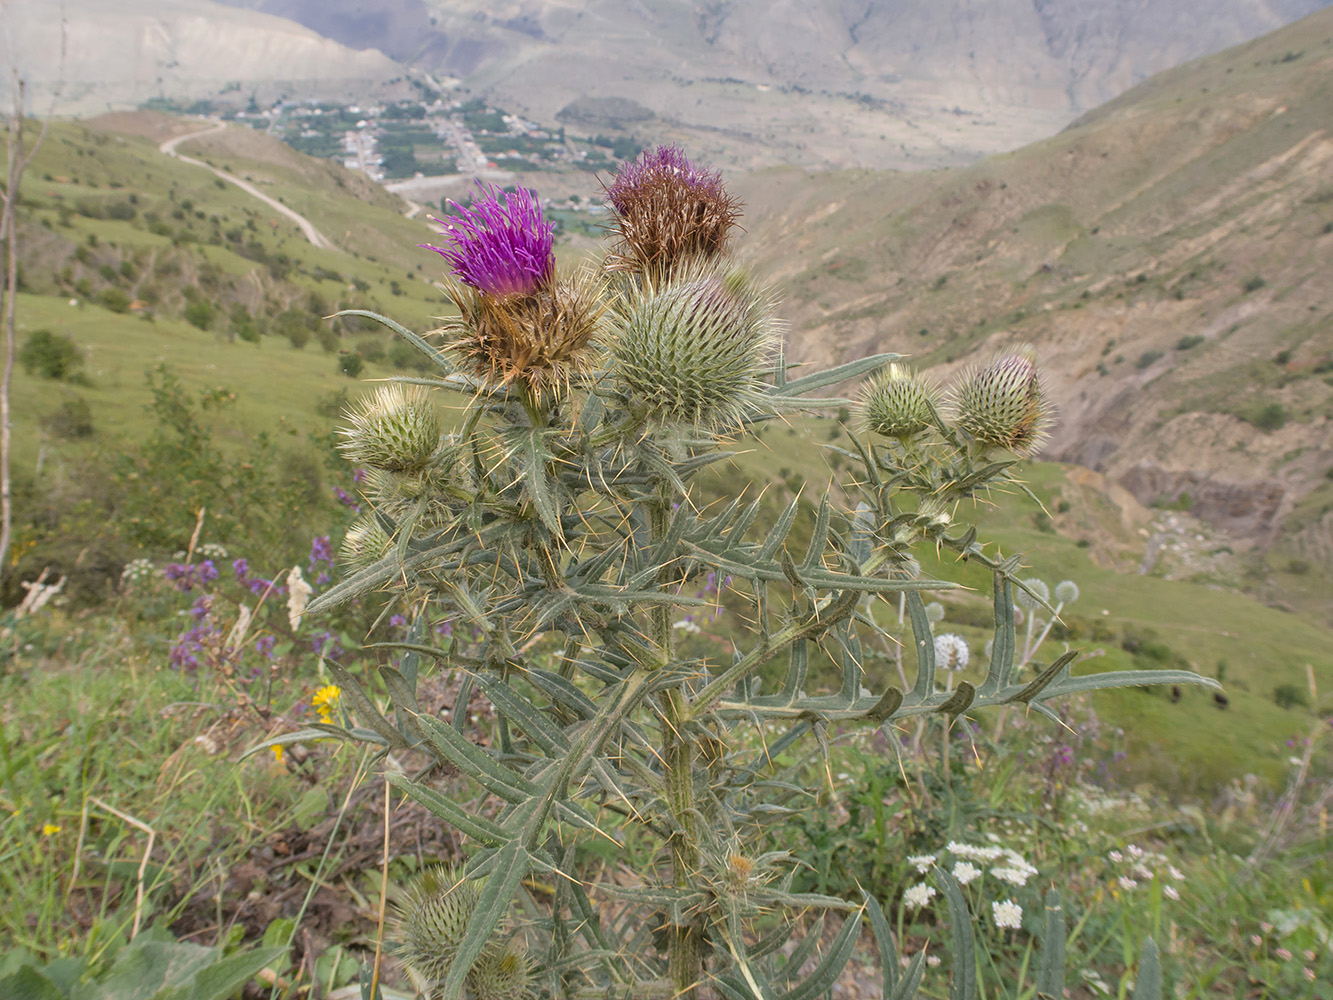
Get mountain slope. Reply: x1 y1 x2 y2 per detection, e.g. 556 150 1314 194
736 8 1333 607
1 0 410 116
216 0 1330 168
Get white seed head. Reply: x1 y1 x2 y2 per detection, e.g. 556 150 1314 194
1054 579 1080 604
1015 577 1051 611
860 363 938 439
340 384 441 472
934 632 970 671
924 601 946 624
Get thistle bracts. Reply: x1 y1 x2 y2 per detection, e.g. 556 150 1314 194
396 865 534 1000
611 265 777 428
860 362 939 439
951 344 1055 455
339 384 441 472
439 267 604 399
604 145 742 280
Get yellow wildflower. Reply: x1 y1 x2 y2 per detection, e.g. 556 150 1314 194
271 745 284 763
42 823 61 836
312 684 341 724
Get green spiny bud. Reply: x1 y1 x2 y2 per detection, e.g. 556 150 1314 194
952 345 1054 455
339 514 394 570
468 945 535 1000
340 384 441 472
860 363 938 439
611 266 777 428
395 865 482 988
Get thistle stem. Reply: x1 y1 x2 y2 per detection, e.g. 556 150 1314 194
650 494 704 1000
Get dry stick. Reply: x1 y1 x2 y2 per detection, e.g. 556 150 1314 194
369 780 392 998
88 796 157 939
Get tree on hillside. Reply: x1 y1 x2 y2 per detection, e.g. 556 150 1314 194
1 7 64 582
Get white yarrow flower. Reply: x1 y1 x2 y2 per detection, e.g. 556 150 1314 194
992 899 1023 929
952 861 981 885
991 867 1030 887
1163 884 1180 901
907 854 936 873
903 883 937 910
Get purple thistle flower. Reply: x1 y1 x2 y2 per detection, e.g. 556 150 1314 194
423 184 554 297
606 144 727 213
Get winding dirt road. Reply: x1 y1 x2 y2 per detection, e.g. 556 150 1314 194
159 122 336 251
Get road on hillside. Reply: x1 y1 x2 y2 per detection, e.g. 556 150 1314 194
160 122 336 251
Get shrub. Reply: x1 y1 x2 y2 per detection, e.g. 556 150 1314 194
1243 402 1288 431
1242 275 1267 293
41 395 94 438
1135 350 1163 369
1175 335 1204 350
338 351 364 377
184 299 215 331
19 329 84 381
1273 683 1310 709
99 288 130 314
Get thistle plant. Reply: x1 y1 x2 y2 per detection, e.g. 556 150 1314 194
253 146 1216 1000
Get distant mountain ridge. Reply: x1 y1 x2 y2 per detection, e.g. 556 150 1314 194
1 0 412 116
214 0 1331 167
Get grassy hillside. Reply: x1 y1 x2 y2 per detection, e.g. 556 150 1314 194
716 416 1332 793
737 8 1333 621
2 106 1330 791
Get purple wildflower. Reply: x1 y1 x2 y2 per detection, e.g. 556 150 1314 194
311 630 343 659
423 184 554 297
254 635 276 658
189 595 212 621
436 620 453 637
352 468 368 483
333 486 361 511
164 562 196 592
199 560 218 583
389 614 407 629
232 558 249 581
606 145 727 213
308 535 334 572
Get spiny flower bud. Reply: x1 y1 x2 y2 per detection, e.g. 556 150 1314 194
612 266 777 428
423 184 553 297
339 514 393 570
604 145 742 279
468 945 535 1000
952 345 1055 455
395 866 482 988
340 384 441 473
441 267 604 399
860 363 938 439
